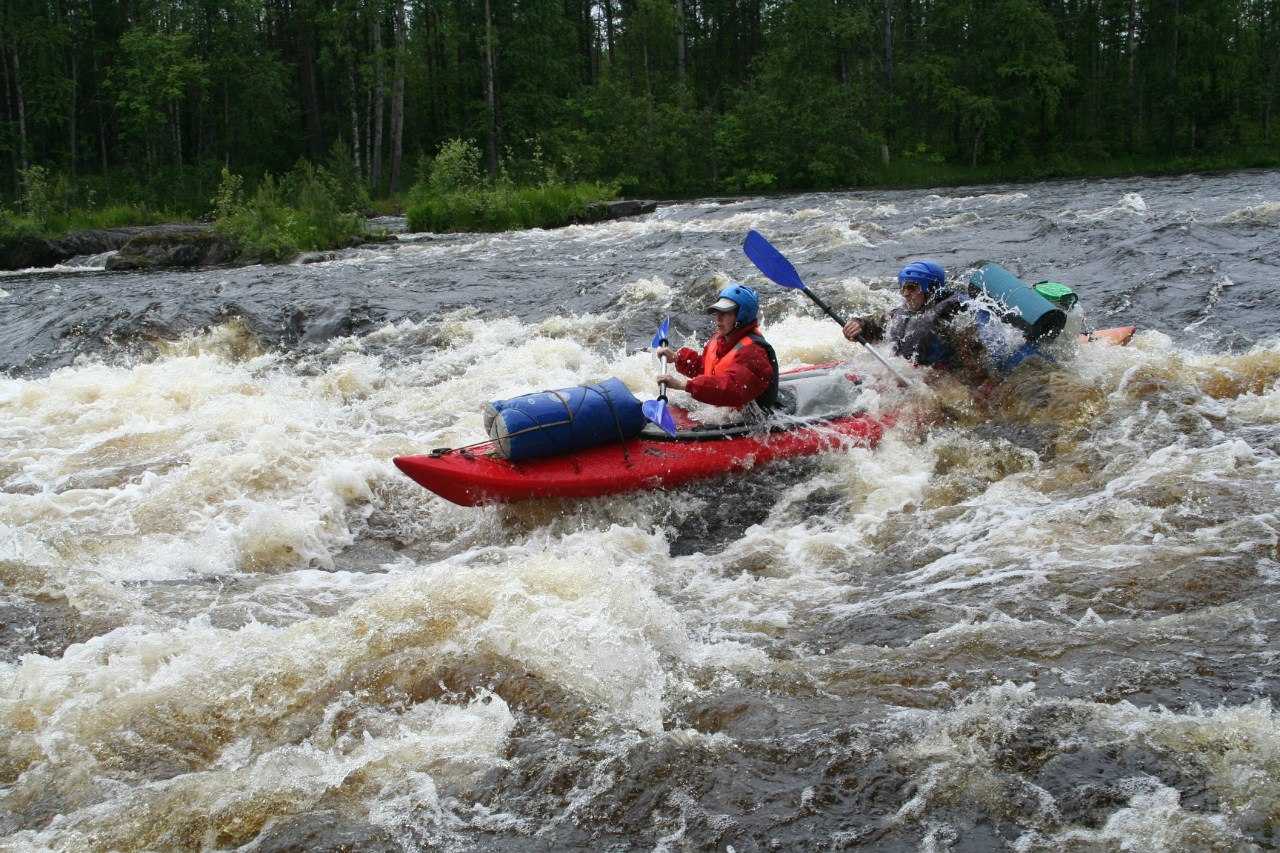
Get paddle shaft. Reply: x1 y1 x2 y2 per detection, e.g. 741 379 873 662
800 285 846 325
799 286 909 388
657 337 670 401
741 229 909 389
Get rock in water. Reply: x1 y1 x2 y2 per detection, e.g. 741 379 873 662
574 199 659 225
1 226 155 271
105 225 239 271
0 234 62 270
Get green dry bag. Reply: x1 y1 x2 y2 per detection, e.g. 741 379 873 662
1033 281 1079 311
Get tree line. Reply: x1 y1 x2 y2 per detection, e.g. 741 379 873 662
0 0 1277 208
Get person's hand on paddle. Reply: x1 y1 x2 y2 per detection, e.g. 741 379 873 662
842 319 864 342
654 345 678 362
657 373 688 390
744 230 908 388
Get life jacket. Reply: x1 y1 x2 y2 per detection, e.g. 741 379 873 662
886 291 964 367
703 332 781 410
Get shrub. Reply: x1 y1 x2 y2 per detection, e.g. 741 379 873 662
215 174 298 262
426 138 483 195
213 168 244 220
0 206 42 242
721 169 777 193
18 166 58 227
213 163 369 262
406 180 617 233
405 138 619 233
322 139 372 213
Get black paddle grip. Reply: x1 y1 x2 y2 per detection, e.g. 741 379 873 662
658 337 670 402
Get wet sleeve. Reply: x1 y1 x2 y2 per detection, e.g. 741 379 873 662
856 315 887 344
674 346 703 377
685 345 772 408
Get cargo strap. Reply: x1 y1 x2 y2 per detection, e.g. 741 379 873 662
502 389 574 445
430 439 490 458
594 385 632 466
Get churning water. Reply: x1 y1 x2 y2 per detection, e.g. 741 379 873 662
2 171 1279 851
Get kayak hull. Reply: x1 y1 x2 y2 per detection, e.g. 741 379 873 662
1079 325 1136 346
394 413 885 506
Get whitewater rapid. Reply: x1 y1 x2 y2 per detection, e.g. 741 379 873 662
2 171 1279 851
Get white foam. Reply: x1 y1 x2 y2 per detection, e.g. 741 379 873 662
618 276 675 304
1215 201 1280 226
9 691 516 851
1061 191 1150 224
901 211 982 237
921 191 1029 210
2 241 1278 847
891 683 1278 849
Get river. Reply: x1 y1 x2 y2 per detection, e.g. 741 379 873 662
2 170 1278 851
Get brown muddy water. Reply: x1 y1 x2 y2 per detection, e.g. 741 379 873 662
1 171 1279 851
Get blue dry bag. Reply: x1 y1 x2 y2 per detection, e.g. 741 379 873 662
968 264 1067 343
484 377 646 461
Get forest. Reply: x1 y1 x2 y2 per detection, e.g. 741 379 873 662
0 0 1277 215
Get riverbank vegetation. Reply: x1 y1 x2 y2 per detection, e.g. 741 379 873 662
0 148 379 264
0 0 1277 221
0 166 182 242
406 140 617 232
212 147 375 262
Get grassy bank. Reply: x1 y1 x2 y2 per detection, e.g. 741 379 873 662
1 148 377 264
5 145 1276 250
405 138 618 233
0 166 191 243
407 181 618 233
0 204 186 242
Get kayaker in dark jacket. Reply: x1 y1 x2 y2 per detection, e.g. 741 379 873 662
655 284 781 410
843 260 990 384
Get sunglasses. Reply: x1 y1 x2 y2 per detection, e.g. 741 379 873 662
900 282 922 293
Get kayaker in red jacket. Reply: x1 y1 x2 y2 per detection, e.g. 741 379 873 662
655 284 781 410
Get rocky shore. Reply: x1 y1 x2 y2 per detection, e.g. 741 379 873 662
0 200 658 273
0 224 232 272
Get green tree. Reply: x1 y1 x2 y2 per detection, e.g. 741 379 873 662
106 28 207 166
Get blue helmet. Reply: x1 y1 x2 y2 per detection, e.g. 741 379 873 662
706 283 760 326
898 260 946 294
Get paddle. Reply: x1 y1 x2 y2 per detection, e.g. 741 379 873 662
641 316 678 436
742 229 909 389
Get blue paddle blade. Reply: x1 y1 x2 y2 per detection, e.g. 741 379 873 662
650 316 671 349
641 398 678 436
743 230 805 290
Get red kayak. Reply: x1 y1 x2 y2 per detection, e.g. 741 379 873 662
395 325 1138 507
395 366 885 506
